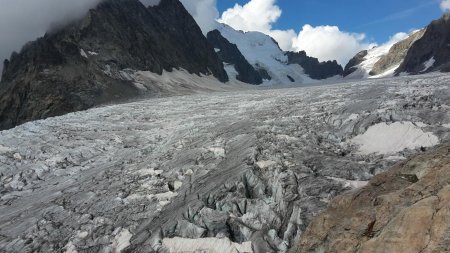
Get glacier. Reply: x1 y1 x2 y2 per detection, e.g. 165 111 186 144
0 73 449 253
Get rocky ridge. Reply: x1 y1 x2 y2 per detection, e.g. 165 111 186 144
286 51 343 80
396 13 450 74
0 0 227 130
343 50 368 77
343 13 450 78
370 29 425 76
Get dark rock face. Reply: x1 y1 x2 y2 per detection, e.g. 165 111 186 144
207 29 263 85
396 13 450 74
0 0 228 130
256 67 272 80
370 29 425 76
286 51 343 80
343 50 368 77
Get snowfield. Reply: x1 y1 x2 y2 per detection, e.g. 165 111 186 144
351 121 439 155
0 73 449 253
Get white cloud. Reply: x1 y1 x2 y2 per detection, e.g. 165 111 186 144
179 0 219 34
218 0 374 66
441 0 450 11
142 0 219 34
267 29 297 51
219 0 297 51
219 0 281 33
384 32 409 46
292 25 374 66
0 0 101 74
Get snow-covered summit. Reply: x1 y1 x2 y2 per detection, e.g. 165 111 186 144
216 23 316 85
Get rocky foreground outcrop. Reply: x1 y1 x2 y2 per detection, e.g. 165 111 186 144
0 0 227 130
296 142 450 253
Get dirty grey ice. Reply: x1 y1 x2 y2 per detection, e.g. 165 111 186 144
1 73 450 253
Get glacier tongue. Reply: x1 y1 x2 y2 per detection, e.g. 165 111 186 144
0 73 449 253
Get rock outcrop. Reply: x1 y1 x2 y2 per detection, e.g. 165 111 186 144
296 142 450 253
286 51 343 80
343 50 368 77
0 0 228 130
396 13 450 74
370 29 425 76
207 29 263 85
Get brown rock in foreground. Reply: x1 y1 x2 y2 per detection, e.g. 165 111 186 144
295 142 450 253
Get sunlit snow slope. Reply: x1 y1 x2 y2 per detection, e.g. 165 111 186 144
217 24 315 85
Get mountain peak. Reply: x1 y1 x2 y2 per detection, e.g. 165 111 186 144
0 0 227 130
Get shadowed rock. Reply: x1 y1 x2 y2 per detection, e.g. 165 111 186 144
396 13 450 74
207 29 263 85
370 29 425 76
286 51 343 80
343 50 368 77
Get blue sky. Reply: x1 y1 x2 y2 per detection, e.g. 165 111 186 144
217 0 442 44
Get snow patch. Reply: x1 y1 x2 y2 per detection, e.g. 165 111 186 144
112 228 132 253
162 237 253 253
343 113 359 124
369 63 401 79
88 51 98 56
133 82 148 91
386 155 406 161
76 231 89 239
414 122 428 128
351 122 439 155
421 57 435 73
208 147 225 158
135 168 163 177
13 153 22 161
80 49 88 59
326 176 368 189
173 181 183 190
345 44 393 79
64 241 78 253
276 134 299 141
443 123 450 128
256 160 277 169
224 64 239 80
136 68 251 93
153 191 178 201
0 145 13 154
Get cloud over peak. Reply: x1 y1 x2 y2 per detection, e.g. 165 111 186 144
217 0 374 66
291 25 373 66
0 0 102 73
219 0 281 33
179 0 219 34
441 0 450 11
